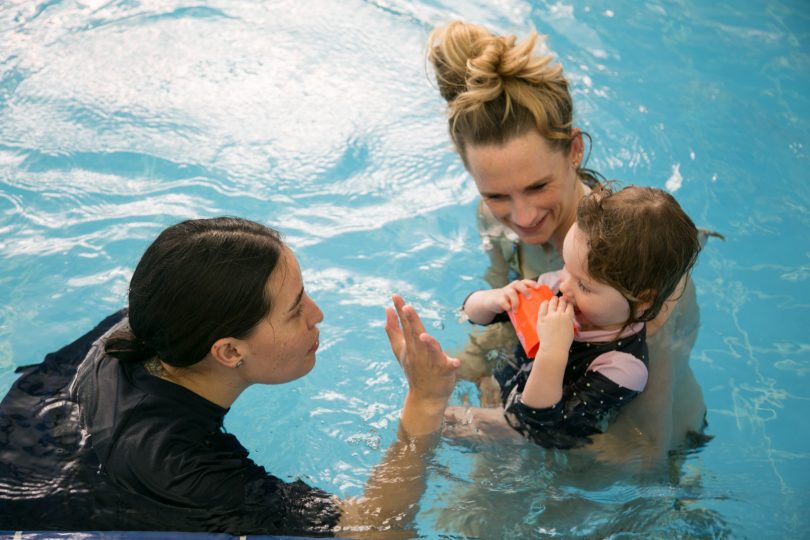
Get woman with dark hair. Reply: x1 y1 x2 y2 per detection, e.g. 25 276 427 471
0 217 458 536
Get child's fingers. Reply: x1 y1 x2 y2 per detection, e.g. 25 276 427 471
506 288 520 310
538 299 550 318
513 279 537 296
562 303 577 325
563 302 575 318
512 282 529 296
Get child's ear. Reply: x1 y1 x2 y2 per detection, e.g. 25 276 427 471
633 289 656 318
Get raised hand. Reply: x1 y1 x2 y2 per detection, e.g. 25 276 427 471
384 294 459 436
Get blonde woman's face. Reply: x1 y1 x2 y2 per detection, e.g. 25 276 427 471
466 130 581 249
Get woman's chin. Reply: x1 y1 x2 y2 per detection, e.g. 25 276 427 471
511 218 553 244
519 235 549 245
513 228 551 245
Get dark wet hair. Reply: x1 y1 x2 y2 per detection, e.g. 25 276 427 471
576 185 701 327
104 217 285 366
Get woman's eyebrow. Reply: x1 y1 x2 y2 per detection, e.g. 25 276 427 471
479 176 551 198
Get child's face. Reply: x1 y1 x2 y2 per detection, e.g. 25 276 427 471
558 224 631 332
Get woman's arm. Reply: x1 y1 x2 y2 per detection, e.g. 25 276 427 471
336 295 458 536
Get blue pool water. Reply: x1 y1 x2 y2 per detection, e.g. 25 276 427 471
1 0 808 538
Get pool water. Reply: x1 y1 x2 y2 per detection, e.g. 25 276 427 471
1 0 808 538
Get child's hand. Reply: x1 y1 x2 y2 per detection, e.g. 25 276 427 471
537 296 575 357
485 279 541 314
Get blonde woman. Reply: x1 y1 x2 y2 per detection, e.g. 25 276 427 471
428 21 710 459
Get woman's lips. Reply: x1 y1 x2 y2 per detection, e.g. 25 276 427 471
308 337 320 354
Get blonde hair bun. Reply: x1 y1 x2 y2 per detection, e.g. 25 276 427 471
428 21 573 154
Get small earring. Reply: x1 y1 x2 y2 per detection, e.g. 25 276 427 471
235 360 244 368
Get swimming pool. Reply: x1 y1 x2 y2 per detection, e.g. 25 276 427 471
0 0 807 538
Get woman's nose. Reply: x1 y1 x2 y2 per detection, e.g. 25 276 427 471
306 295 324 327
510 197 537 228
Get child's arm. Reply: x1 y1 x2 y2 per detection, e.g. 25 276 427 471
519 296 576 408
462 279 540 325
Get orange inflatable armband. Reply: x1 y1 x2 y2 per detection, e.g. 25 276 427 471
507 285 577 358
507 285 554 358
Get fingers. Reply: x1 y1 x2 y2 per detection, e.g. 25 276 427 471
390 294 453 358
392 294 407 328
390 294 434 356
419 333 460 369
503 279 540 311
563 302 575 319
520 279 541 292
402 304 428 336
544 296 570 313
392 293 429 337
392 294 416 348
391 294 420 362
384 306 405 361
538 297 574 322
384 306 401 337
502 288 520 311
508 279 539 297
418 331 441 351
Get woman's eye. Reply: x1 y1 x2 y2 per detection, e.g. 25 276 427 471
291 301 305 318
577 281 590 293
528 183 547 192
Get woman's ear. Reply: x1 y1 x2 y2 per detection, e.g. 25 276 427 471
209 338 245 369
570 128 584 168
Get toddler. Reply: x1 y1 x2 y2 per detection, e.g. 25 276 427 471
462 185 701 448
